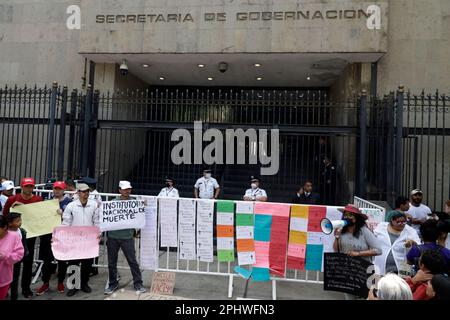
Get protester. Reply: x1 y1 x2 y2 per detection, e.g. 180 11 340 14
407 189 432 236
243 176 268 202
333 204 381 299
158 177 179 198
0 215 24 300
65 179 76 199
2 177 42 298
62 183 100 297
407 219 450 274
374 211 420 275
292 180 320 205
426 274 450 300
104 181 146 295
36 181 72 296
405 250 446 300
0 180 15 214
368 273 413 300
385 196 410 223
5 213 27 300
194 168 220 199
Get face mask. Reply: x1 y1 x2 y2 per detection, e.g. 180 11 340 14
166 183 171 188
204 173 211 179
251 183 257 189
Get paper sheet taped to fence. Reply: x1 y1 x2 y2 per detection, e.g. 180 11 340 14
160 198 178 247
11 199 61 238
178 199 196 260
51 226 100 260
140 197 159 270
100 200 146 232
197 200 214 262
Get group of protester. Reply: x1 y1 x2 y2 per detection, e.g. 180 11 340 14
335 191 450 300
1 172 449 301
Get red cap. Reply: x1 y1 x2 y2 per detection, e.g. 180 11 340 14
53 181 66 190
21 177 35 187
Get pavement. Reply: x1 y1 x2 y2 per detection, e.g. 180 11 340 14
15 251 344 301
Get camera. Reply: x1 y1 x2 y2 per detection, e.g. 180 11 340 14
218 62 228 73
119 60 129 76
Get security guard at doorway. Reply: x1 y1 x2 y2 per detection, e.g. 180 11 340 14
243 176 268 202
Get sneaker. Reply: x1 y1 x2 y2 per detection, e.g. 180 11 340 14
104 283 119 295
36 283 50 296
135 284 147 294
22 290 33 299
81 283 92 293
57 282 65 293
67 288 79 297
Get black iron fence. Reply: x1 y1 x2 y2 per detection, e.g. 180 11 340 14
0 84 449 210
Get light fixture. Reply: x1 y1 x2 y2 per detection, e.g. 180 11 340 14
256 77 263 81
159 77 165 81
254 63 262 67
207 77 213 81
142 64 150 68
198 64 205 68
307 76 311 81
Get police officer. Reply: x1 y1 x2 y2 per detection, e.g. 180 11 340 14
243 176 268 202
158 177 179 198
194 168 220 199
321 156 337 205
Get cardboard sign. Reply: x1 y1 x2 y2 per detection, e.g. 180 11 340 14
150 272 176 295
323 253 373 298
11 200 60 238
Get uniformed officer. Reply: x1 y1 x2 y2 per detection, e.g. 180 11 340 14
158 177 179 198
243 176 268 202
321 156 337 205
194 168 220 199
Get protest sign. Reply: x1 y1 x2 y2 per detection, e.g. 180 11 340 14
51 226 100 260
140 197 159 270
150 272 176 295
323 253 373 298
361 208 385 231
100 200 146 231
11 199 60 238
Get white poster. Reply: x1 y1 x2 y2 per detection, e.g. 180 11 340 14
140 197 159 270
362 208 385 232
196 200 214 262
236 201 253 214
159 197 178 247
100 200 146 232
178 199 196 260
237 252 255 266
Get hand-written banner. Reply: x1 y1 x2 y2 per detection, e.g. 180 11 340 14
100 200 146 231
11 199 60 238
140 197 159 270
51 226 100 260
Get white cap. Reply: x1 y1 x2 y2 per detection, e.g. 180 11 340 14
2 180 15 191
119 180 132 190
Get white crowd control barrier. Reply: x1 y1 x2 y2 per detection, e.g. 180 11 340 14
353 196 386 216
22 189 384 300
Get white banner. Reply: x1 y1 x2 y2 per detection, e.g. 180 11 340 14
160 197 178 247
197 200 214 262
140 197 159 270
179 199 196 260
100 200 146 231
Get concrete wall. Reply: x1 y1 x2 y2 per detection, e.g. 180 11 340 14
0 0 84 88
377 0 450 94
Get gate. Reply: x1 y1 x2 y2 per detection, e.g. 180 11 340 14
1 84 449 210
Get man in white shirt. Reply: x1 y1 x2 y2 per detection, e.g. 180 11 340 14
194 168 220 199
62 183 100 297
243 176 268 202
407 189 432 236
158 177 179 198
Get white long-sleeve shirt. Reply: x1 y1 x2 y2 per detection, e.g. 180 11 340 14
62 199 100 227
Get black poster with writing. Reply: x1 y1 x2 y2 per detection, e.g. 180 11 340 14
323 253 373 298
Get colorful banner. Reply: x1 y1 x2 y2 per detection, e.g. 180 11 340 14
140 197 159 270
12 199 61 238
268 204 291 276
235 201 255 265
100 200 146 232
178 199 196 260
51 226 100 260
305 206 327 271
216 200 235 262
287 205 308 270
197 200 214 262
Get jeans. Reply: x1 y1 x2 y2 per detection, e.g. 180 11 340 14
107 237 142 288
68 259 93 286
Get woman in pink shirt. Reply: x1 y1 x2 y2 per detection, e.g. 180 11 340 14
0 215 24 300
